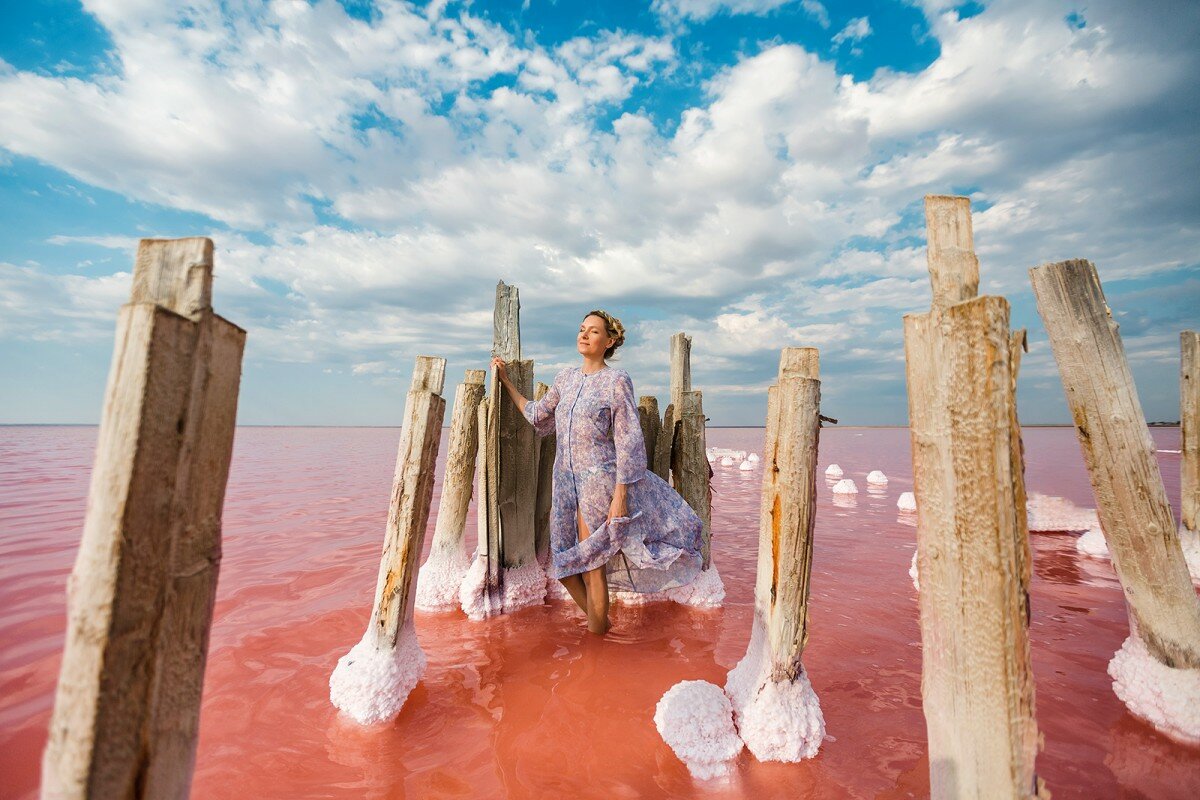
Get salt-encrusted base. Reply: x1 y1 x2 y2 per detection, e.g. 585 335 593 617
866 470 888 485
611 562 726 608
724 612 825 762
831 479 857 495
1108 634 1200 747
824 464 843 478
459 555 548 621
654 680 743 780
909 550 920 592
414 547 471 612
329 625 425 725
1026 493 1099 532
1075 526 1109 559
897 491 917 512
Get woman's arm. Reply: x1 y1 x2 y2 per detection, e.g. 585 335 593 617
501 358 561 437
491 357 529 409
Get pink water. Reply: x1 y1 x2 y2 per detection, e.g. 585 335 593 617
2 426 1198 799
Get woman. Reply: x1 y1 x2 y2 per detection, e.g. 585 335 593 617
491 310 705 635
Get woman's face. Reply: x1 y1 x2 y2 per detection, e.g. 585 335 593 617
578 314 615 358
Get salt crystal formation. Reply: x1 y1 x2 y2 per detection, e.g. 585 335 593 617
458 554 547 621
1026 492 1099 532
897 491 917 512
414 545 471 612
1075 524 1200 584
1108 633 1200 747
824 464 843 478
909 550 920 591
329 624 426 725
747 453 760 463
738 460 755 471
654 680 743 780
720 456 734 466
723 613 825 762
1075 526 1109 559
831 479 857 495
866 470 888 485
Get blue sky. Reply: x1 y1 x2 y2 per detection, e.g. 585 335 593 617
1 0 1196 426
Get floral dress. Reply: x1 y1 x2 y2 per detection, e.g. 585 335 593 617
522 365 705 593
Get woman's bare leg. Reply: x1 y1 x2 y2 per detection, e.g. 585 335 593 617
558 573 588 613
576 507 611 635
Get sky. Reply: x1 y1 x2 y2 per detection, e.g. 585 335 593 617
1 0 1196 426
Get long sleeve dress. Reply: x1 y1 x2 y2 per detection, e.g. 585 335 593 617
522 365 705 593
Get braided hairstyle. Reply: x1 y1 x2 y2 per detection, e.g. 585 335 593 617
585 309 626 359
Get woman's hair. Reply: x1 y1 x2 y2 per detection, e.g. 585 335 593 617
584 309 626 359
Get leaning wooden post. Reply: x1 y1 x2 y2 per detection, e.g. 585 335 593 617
330 356 446 724
533 381 556 566
905 195 1043 798
672 390 712 568
461 281 545 619
415 369 486 612
41 238 246 799
658 332 694 486
723 347 824 762
1183 331 1199 537
638 395 660 473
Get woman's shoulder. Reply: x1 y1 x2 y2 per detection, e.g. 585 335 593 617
553 366 577 383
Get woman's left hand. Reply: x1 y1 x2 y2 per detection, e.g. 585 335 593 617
608 484 629 521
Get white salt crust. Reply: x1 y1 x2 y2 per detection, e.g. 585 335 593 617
1026 493 1099 533
738 460 755 471
866 470 888 485
909 550 920 592
720 456 734 467
831 479 857 495
611 562 726 608
747 453 760 463
654 680 743 780
414 546 471 612
724 613 825 762
458 555 547 621
897 491 917 512
824 464 843 478
1075 524 1200 584
329 624 425 725
1075 527 1109 559
1108 633 1200 747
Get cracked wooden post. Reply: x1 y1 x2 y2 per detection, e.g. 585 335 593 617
1030 261 1200 668
329 356 446 725
638 395 660 476
721 346 824 763
465 280 545 619
671 390 711 568
41 238 246 800
415 369 485 611
1183 331 1199 536
656 332 693 485
905 195 1043 799
534 381 556 565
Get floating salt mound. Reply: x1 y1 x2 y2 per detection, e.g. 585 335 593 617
459 555 547 621
909 551 919 592
329 625 425 725
1108 633 1200 747
724 613 824 762
1076 527 1109 559
654 680 742 780
824 464 843 478
866 470 888 485
738 460 755 471
414 545 472 612
897 491 917 512
720 456 734 467
611 561 726 608
747 453 760 463
1026 493 1099 532
831 479 857 495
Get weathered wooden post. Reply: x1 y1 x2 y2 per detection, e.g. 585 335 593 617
723 347 824 762
654 332 694 483
41 238 246 799
1183 331 1199 537
534 381 556 566
330 356 446 724
672 390 712 568
905 195 1043 798
415 369 486 612
1030 262 1200 745
638 395 660 475
460 281 546 619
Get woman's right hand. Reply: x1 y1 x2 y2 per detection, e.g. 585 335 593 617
490 356 509 384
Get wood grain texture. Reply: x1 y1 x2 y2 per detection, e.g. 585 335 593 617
428 371 485 560
1030 260 1200 668
534 381 556 564
653 402 675 482
638 395 660 476
495 359 537 571
492 281 520 361
131 238 213 320
924 195 979 312
671 390 711 568
670 332 692 412
1183 331 1199 533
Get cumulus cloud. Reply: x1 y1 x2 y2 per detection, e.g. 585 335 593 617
832 16 871 48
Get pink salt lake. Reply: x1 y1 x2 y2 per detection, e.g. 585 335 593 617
2 425 1198 799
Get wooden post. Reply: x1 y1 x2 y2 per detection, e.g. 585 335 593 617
670 332 692 411
653 402 675 481
1183 331 1199 535
672 390 711 568
369 357 447 648
1030 261 1200 668
638 395 660 474
758 348 820 673
415 369 485 611
41 238 246 799
905 195 1042 799
534 381 556 565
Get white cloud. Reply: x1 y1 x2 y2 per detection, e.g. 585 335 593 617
832 16 871 48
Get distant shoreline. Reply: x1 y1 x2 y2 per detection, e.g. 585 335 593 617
1 423 1183 429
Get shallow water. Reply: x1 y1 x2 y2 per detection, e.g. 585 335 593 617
1 425 1197 799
